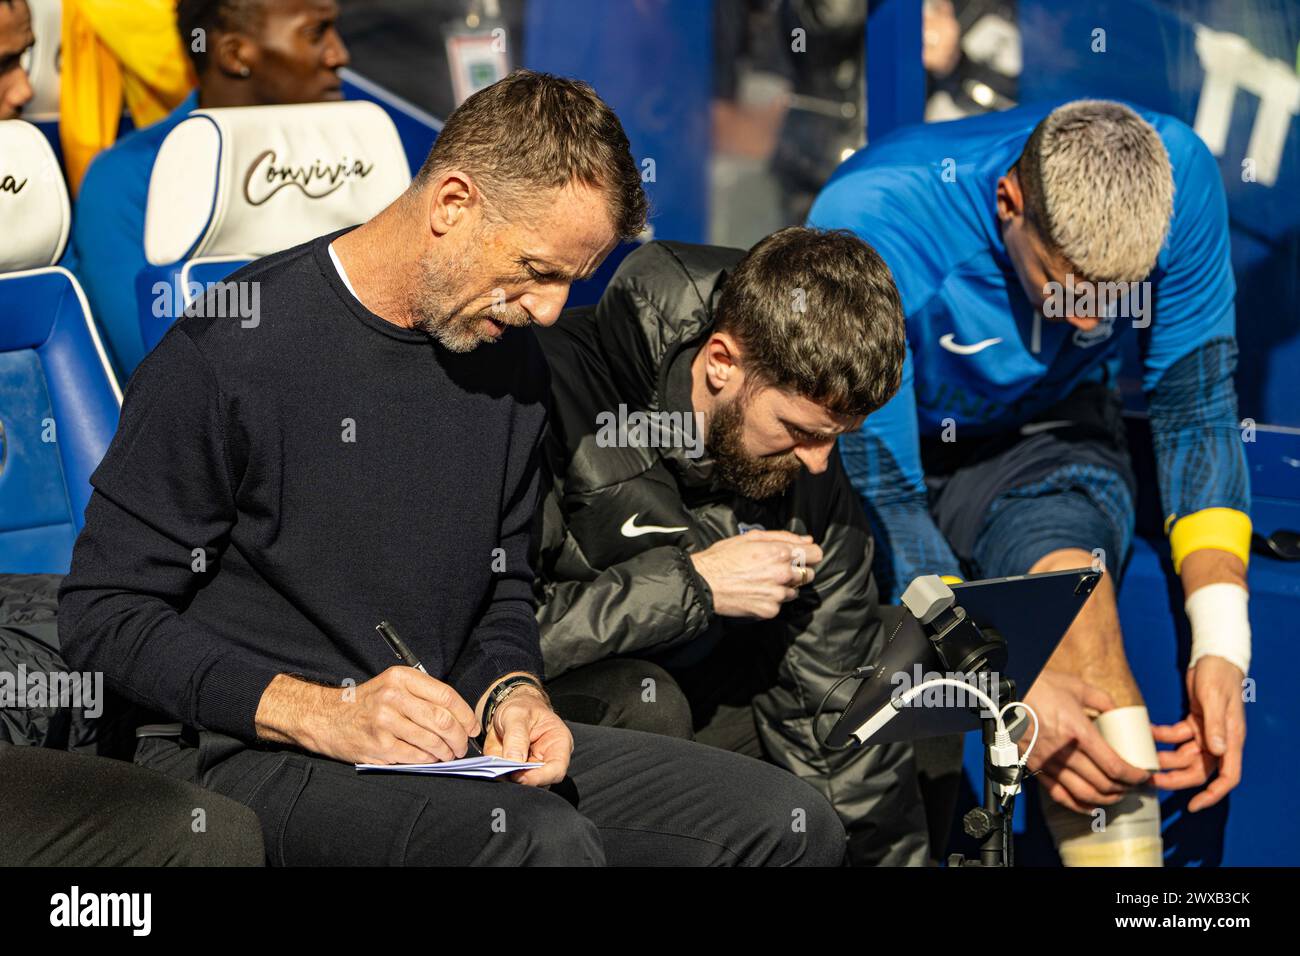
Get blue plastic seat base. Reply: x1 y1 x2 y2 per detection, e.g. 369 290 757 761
0 268 120 573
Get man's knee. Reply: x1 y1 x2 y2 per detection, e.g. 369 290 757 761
413 794 605 867
173 792 265 866
613 660 693 738
549 659 694 739
977 487 1130 582
828 741 931 866
724 763 847 866
1031 546 1100 574
788 790 849 866
69 753 266 866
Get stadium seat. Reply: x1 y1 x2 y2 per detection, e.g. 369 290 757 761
137 101 411 354
0 119 120 574
21 0 63 161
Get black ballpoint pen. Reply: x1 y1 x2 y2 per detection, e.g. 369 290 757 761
375 619 483 756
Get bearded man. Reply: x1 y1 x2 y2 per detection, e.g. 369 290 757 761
531 228 931 866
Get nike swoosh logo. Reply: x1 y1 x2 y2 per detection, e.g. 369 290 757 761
939 333 1003 355
620 513 688 538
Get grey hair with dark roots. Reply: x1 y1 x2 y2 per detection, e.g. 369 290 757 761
713 227 907 418
1016 100 1174 283
412 69 647 241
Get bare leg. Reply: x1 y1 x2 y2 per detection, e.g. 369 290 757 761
1029 549 1162 866
1031 547 1143 707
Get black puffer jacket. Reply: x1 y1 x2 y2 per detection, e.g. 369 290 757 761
0 575 84 749
0 574 139 756
531 241 929 865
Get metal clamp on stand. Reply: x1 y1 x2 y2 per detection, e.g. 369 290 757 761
900 575 1008 676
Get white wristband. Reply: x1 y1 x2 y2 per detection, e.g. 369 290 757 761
1185 582 1251 676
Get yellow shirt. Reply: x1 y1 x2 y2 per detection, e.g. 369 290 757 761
59 0 195 194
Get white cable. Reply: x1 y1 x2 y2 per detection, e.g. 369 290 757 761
895 678 1034 799
897 678 1027 799
896 677 1008 736
1000 700 1041 765
989 701 1035 798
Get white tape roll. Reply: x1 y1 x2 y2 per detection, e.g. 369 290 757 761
1094 705 1160 772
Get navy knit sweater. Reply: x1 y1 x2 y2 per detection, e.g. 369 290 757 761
59 229 549 743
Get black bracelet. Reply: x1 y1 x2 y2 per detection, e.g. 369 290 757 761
484 675 547 730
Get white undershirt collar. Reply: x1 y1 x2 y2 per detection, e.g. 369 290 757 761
327 241 359 301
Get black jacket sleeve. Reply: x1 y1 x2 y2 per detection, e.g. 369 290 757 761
537 542 714 678
530 449 714 679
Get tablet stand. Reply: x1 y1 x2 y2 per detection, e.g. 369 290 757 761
902 578 1022 868
950 675 1021 868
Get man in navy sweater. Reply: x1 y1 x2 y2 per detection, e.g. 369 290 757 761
58 70 847 866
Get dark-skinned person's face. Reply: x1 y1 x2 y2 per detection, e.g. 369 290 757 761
0 0 34 120
413 176 620 352
709 381 863 500
241 0 349 105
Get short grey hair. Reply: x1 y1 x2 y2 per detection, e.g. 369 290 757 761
1017 100 1174 283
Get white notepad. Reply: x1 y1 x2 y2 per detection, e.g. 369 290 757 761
355 756 543 779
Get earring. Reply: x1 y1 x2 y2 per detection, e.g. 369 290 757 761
239 65 251 77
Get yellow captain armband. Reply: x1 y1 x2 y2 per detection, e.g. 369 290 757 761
1166 507 1252 574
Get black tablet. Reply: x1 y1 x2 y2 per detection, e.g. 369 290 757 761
824 567 1102 747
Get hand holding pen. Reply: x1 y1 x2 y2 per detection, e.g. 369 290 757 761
375 619 483 756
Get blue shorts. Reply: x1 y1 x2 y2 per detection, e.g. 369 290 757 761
922 385 1137 581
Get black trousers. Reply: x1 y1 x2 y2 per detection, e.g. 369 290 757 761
0 741 264 866
135 721 847 866
552 658 963 864
547 658 695 739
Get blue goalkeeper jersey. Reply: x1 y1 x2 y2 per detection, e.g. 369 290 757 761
808 102 1249 596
